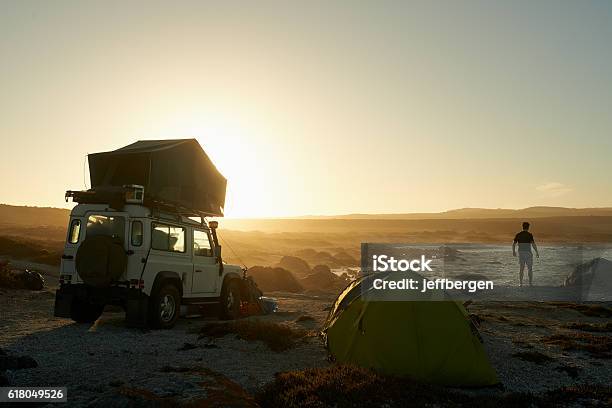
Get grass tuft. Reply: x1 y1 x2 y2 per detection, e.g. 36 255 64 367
563 322 612 333
512 351 554 365
552 302 612 318
541 333 612 358
197 319 305 352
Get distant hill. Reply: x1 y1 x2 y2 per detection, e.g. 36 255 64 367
0 204 70 227
3 203 612 227
295 206 612 220
2 203 612 239
1 204 612 261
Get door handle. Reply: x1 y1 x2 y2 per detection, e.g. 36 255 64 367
61 254 73 260
195 269 202 273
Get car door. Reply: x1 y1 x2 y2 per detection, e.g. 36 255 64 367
191 229 218 294
126 219 147 280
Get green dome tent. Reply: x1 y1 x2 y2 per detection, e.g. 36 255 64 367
322 272 499 387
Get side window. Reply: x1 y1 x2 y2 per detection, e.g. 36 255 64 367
193 230 212 257
151 223 185 253
131 221 143 246
68 219 81 244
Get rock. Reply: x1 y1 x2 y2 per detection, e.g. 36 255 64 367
293 249 358 268
0 353 38 370
275 256 311 278
17 355 38 369
203 344 219 349
0 268 45 290
564 258 612 293
248 266 303 293
177 343 198 351
333 251 358 266
293 248 318 259
300 265 348 293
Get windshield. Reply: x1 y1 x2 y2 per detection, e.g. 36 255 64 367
86 215 125 243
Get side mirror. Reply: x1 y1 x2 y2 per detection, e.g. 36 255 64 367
214 245 222 260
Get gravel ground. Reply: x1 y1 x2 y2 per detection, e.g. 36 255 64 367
0 275 332 406
474 301 612 394
0 269 610 406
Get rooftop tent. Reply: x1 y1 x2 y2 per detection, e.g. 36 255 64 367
322 272 499 387
88 139 226 216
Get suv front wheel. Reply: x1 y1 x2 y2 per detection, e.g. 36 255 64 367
220 279 242 320
149 284 181 329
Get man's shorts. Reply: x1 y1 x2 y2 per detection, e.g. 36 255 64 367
518 251 533 270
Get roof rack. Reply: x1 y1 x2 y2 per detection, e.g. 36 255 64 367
66 186 221 219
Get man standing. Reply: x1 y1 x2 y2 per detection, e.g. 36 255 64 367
513 222 539 286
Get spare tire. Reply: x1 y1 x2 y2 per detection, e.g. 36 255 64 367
76 235 127 288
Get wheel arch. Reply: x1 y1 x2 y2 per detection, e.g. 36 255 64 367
221 272 242 291
150 271 183 298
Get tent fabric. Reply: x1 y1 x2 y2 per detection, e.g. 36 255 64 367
88 139 226 216
322 271 499 387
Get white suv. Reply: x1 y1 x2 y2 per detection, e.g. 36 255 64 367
54 202 245 329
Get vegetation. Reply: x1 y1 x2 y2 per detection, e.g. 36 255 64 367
563 322 612 333
256 365 611 408
541 333 612 358
197 320 306 352
512 351 554 365
552 302 612 318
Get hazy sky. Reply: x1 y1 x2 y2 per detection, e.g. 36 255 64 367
1 1 611 217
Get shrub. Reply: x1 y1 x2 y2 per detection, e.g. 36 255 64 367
198 320 305 352
256 365 611 408
512 351 554 365
563 322 612 333
552 302 612 318
542 332 612 358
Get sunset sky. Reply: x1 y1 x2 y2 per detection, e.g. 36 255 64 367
1 1 611 217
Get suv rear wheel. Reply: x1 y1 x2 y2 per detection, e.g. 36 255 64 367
220 279 242 320
70 298 104 323
148 284 180 329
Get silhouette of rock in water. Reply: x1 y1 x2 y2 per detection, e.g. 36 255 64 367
564 258 612 293
248 266 303 293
